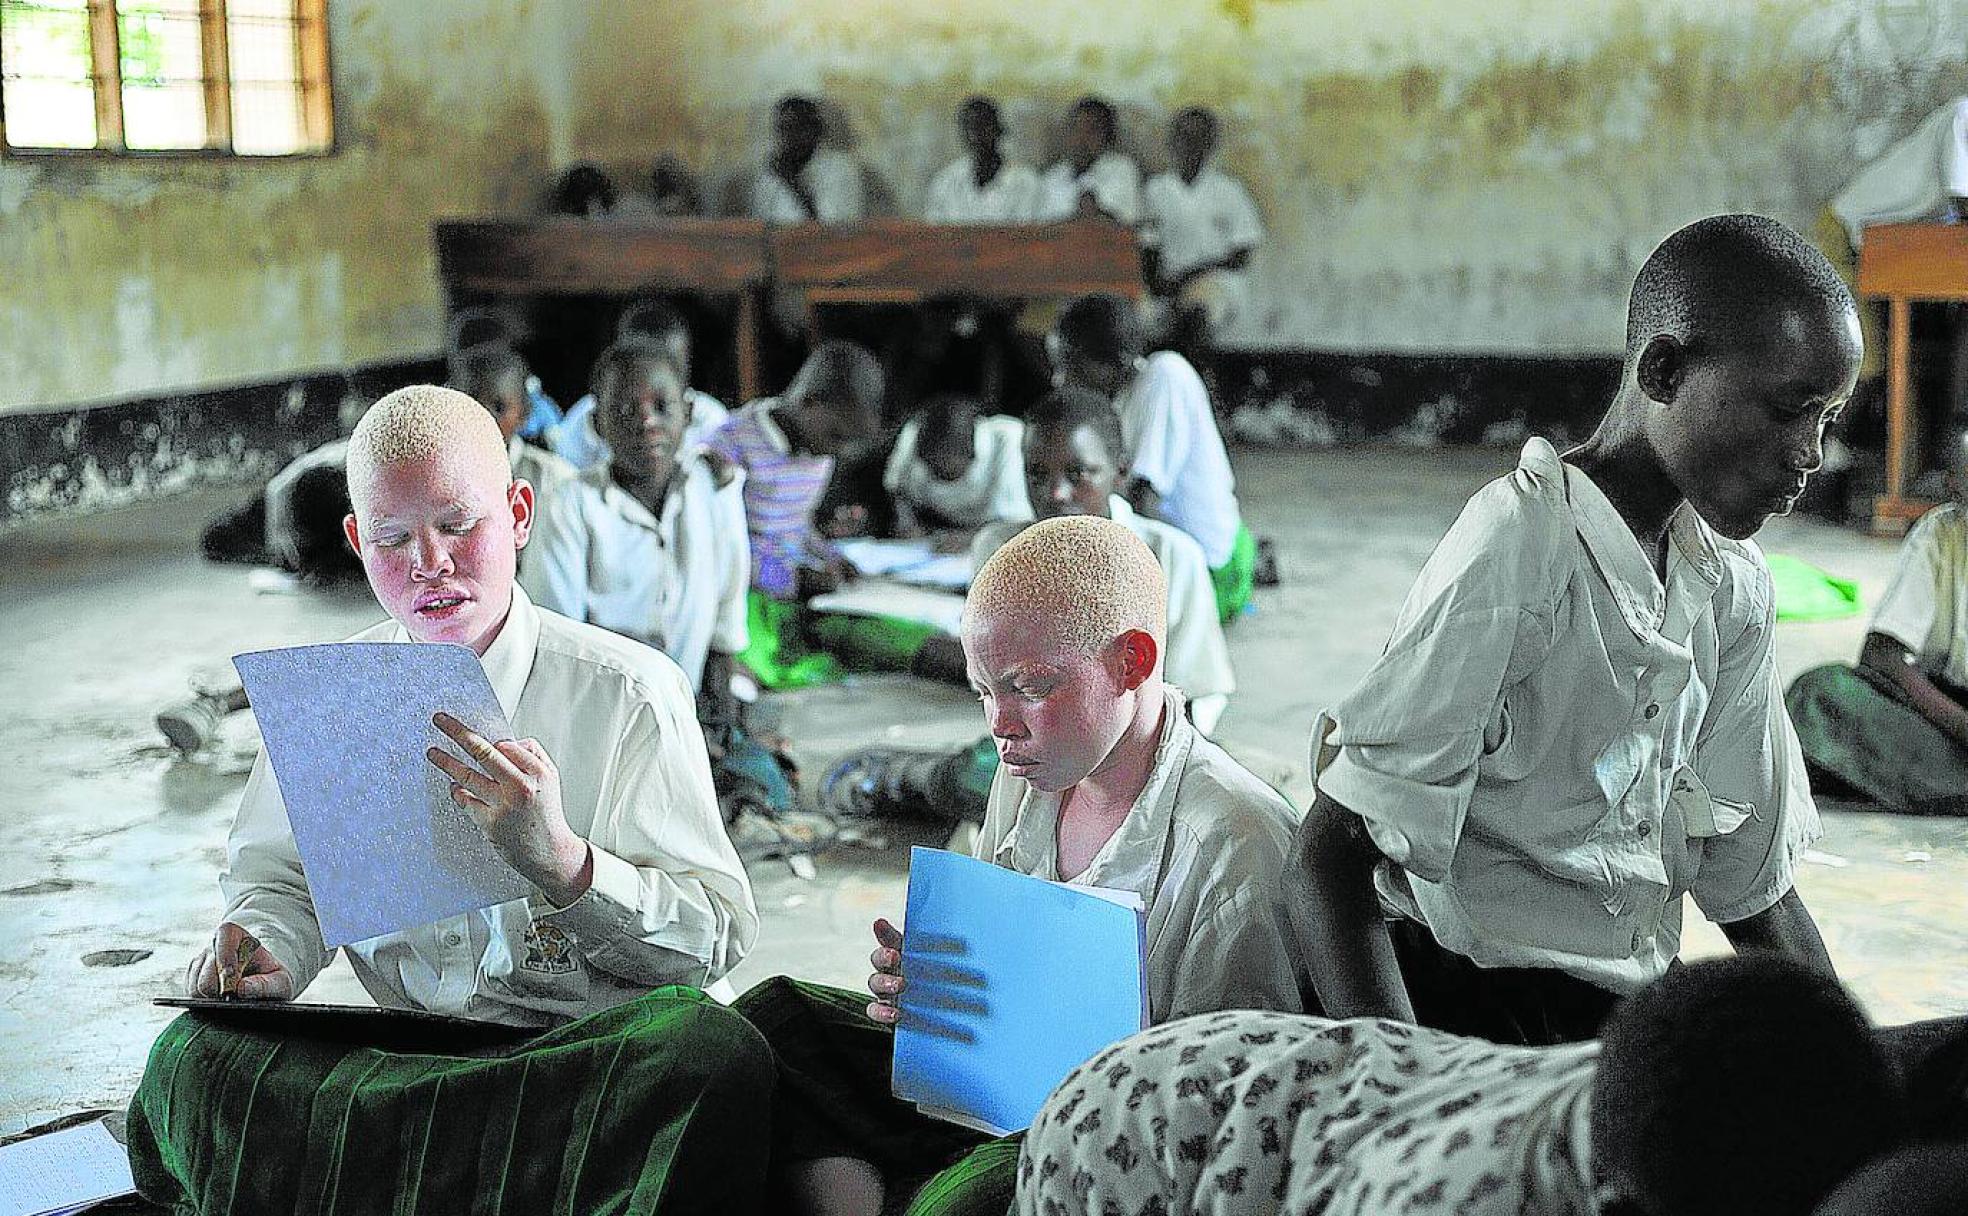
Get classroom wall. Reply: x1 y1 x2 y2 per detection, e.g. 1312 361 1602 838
612 0 1968 355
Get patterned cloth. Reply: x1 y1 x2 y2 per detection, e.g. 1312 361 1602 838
703 400 839 598
1016 1010 1600 1216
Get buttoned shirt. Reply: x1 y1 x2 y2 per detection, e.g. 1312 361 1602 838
1868 501 1968 688
923 156 1043 223
1115 351 1244 567
519 453 750 693
544 389 729 475
883 413 1033 529
1037 152 1142 224
975 689 1303 1021
1141 165 1264 280
1313 438 1818 993
220 585 759 1026
748 148 867 223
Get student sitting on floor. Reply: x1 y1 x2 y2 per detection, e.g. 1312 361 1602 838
1141 105 1265 357
748 95 868 224
451 344 578 576
449 305 563 441
823 388 1240 825
1788 434 1968 817
1290 214 1861 1047
1019 955 1907 1216
882 392 1033 536
128 385 768 1214
1051 292 1255 621
734 514 1305 1216
547 299 729 472
923 95 1042 224
1037 95 1141 224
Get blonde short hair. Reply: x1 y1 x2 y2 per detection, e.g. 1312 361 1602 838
965 515 1166 656
346 384 509 511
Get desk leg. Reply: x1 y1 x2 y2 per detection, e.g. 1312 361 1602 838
737 289 762 404
1887 296 1913 507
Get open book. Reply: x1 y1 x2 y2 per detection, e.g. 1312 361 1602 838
889 848 1149 1136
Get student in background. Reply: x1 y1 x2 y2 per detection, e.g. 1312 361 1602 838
547 162 620 217
734 516 1304 1216
450 306 563 441
451 344 578 565
1787 432 1968 817
130 386 767 1214
1290 214 1859 1047
1051 293 1254 621
1142 105 1265 356
1037 95 1141 224
650 153 705 216
548 300 729 472
882 393 1032 536
748 95 867 224
922 96 1041 224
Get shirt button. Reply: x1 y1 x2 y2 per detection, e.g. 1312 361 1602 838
1643 704 1660 720
443 932 464 948
1637 821 1653 838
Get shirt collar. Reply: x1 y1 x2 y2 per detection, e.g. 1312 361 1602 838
753 399 793 456
388 582 540 722
992 687 1194 893
1107 494 1136 525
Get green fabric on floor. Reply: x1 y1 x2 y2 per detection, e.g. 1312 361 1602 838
125 987 775 1216
902 1135 1020 1216
1209 524 1257 624
1767 553 1862 622
740 591 843 689
1786 663 1968 816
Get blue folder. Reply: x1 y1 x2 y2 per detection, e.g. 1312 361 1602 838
890 847 1148 1136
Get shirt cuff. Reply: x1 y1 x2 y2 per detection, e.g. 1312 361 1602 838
1313 748 1466 885
535 843 640 948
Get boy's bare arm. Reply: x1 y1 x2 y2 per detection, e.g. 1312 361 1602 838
1858 631 1968 745
1719 887 1836 976
1286 793 1416 1023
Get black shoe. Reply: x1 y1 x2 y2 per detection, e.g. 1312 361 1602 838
1253 537 1281 588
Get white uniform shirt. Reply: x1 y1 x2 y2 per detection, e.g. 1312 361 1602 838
972 495 1236 730
509 437 576 580
923 156 1043 223
882 414 1033 529
545 390 729 475
520 454 751 693
1037 151 1142 224
1141 165 1265 280
220 585 759 1026
975 689 1304 1022
748 147 867 223
1115 351 1243 567
1832 96 1968 244
1313 439 1819 994
1868 501 1968 688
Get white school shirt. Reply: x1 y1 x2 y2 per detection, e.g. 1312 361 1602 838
1313 438 1819 994
882 414 1033 529
748 148 867 223
219 585 760 1026
519 453 750 694
1115 350 1243 567
1832 96 1968 245
974 689 1304 1022
971 495 1236 729
1037 151 1142 224
1867 502 1968 689
922 156 1043 223
509 437 577 580
545 390 730 475
1019 1011 1599 1216
1141 165 1265 280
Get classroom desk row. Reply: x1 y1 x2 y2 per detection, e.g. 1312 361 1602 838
434 218 1145 404
1858 222 1968 533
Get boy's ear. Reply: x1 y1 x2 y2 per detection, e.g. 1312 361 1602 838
342 513 362 557
1635 334 1687 406
509 478 536 549
1115 628 1158 690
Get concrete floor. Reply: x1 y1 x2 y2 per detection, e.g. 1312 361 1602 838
3 445 1966 1134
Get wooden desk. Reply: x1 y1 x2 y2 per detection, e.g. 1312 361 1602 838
1857 222 1968 531
771 219 1142 305
434 218 771 401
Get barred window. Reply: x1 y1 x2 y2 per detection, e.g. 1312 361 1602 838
0 0 330 155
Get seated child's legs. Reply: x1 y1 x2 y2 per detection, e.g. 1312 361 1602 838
1786 663 1968 816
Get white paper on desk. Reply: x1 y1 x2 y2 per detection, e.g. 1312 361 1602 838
0 1121 136 1216
809 580 967 635
884 553 973 591
836 538 936 577
234 642 531 949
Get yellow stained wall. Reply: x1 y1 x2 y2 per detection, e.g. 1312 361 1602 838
4 0 1967 415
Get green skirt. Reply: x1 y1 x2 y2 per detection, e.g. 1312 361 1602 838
125 987 774 1215
1209 525 1257 624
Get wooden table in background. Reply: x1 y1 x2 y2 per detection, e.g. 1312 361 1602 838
434 218 771 402
1857 222 1968 532
769 219 1144 307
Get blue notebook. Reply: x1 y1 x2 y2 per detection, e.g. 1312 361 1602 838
890 847 1148 1136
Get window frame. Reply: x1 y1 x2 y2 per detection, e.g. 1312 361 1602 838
0 0 334 159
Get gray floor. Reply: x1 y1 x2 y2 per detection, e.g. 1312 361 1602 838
3 445 1965 1134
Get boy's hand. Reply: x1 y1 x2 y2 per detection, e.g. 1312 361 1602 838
865 916 906 1025
428 712 591 907
185 922 294 1001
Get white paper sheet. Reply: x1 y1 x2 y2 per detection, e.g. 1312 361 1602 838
809 581 968 635
0 1121 136 1216
233 642 532 948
